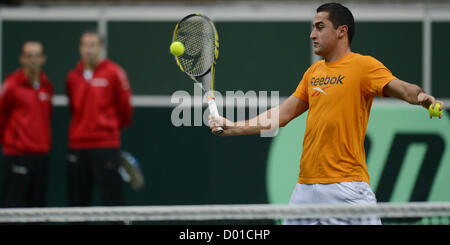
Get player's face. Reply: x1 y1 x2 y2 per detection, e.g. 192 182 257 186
80 33 103 66
310 11 340 57
20 42 46 73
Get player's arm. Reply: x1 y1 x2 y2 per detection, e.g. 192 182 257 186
383 79 445 118
0 81 14 144
0 81 14 119
115 67 133 129
209 95 308 136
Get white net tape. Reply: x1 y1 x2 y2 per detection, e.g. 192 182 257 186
1 202 450 223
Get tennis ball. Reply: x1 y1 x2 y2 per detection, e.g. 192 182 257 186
170 41 185 56
429 103 443 117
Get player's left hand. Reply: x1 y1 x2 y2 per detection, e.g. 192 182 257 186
417 92 445 119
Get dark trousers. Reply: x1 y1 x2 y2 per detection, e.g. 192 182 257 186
1 155 49 208
67 148 124 207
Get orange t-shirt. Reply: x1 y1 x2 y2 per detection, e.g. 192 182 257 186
292 52 397 184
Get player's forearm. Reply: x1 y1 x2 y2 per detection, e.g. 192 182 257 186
228 107 279 136
392 81 439 109
402 83 425 105
385 79 424 105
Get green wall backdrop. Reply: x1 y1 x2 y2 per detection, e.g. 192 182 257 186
351 22 423 86
108 21 312 96
432 22 450 98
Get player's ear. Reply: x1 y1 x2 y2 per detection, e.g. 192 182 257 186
338 25 348 39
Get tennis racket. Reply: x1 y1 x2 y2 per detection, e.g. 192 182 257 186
118 151 145 191
171 13 223 135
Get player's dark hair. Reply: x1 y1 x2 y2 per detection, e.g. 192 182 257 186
80 28 105 45
317 2 355 44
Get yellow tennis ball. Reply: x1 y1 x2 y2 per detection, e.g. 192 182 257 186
170 41 185 56
429 103 443 117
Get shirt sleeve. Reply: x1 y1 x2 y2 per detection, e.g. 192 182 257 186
292 66 312 103
361 56 397 97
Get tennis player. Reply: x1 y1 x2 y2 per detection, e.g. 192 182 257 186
0 41 53 208
66 30 133 208
209 2 445 225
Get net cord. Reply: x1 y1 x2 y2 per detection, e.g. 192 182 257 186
1 202 450 223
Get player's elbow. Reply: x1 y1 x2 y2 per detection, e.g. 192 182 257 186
278 116 290 128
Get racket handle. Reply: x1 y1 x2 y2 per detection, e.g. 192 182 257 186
207 99 224 135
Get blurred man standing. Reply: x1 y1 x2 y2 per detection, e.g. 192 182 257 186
66 30 133 207
0 41 53 207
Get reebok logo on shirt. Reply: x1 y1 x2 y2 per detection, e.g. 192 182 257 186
310 75 344 87
312 86 331 97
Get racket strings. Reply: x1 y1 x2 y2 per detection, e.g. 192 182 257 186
176 16 216 76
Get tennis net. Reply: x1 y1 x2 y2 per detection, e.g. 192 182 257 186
0 202 449 225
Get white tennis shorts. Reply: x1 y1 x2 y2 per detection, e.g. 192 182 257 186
283 181 382 225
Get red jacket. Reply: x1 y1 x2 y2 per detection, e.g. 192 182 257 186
66 59 133 149
0 69 53 155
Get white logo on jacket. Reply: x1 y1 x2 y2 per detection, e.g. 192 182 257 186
39 92 50 101
91 78 109 87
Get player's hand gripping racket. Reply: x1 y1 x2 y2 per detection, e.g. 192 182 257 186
171 13 223 135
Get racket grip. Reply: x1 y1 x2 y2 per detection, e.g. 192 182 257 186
207 99 224 135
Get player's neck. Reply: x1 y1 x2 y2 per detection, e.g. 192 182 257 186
83 56 106 70
324 45 351 63
83 57 102 70
83 61 97 70
23 68 40 83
